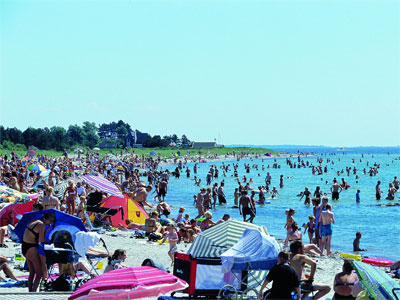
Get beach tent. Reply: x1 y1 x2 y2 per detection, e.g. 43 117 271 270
220 229 280 273
177 221 271 296
187 219 269 258
101 194 149 228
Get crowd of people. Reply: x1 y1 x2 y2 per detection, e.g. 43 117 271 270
0 149 399 297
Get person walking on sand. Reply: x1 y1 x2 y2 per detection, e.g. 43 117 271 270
290 241 331 300
319 203 334 256
160 223 178 265
63 180 77 215
331 179 342 200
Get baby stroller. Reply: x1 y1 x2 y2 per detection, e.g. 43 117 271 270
41 229 110 292
41 230 80 292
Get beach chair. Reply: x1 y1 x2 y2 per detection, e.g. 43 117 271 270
85 191 123 229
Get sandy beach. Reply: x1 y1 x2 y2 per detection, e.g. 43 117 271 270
0 226 344 300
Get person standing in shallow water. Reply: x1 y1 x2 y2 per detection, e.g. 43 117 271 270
331 179 342 200
376 180 382 200
319 202 335 256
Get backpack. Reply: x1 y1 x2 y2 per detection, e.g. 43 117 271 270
51 274 72 291
148 232 162 242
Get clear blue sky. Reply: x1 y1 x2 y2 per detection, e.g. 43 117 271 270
1 0 399 147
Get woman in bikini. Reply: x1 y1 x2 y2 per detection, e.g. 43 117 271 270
22 213 55 292
199 211 216 231
332 260 358 300
63 181 77 215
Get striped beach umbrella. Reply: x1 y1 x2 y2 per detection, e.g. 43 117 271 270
351 260 400 300
187 219 269 258
80 175 123 198
187 219 271 288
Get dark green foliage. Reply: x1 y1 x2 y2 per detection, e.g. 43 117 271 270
0 121 191 150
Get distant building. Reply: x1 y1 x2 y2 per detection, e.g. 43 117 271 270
98 141 119 149
192 142 217 148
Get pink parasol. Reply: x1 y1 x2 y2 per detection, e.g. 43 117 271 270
69 266 188 300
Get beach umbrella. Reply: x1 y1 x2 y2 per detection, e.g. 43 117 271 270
14 209 86 243
351 260 400 300
150 150 156 156
0 185 32 203
80 175 123 198
27 164 47 173
69 266 188 300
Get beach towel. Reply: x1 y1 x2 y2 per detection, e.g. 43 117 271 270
74 231 101 257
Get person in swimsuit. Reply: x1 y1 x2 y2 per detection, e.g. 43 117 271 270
160 223 178 265
199 211 216 231
290 241 331 300
41 186 59 210
0 255 18 281
319 203 335 256
22 213 55 292
305 215 316 244
332 260 358 300
63 181 77 215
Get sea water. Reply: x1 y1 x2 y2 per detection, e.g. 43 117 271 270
155 152 400 261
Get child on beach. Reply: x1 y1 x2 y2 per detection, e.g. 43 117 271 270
304 216 316 244
160 223 178 265
353 232 367 251
284 209 295 245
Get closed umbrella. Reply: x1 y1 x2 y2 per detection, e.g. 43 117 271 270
69 266 188 300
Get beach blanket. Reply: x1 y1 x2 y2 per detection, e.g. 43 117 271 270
0 280 27 288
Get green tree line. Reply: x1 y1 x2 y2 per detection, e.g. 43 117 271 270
0 120 192 151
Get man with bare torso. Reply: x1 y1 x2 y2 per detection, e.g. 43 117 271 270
319 202 335 256
330 179 342 200
290 241 331 300
239 190 255 222
132 184 153 208
41 187 60 210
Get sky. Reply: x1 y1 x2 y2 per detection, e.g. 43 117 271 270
1 0 399 147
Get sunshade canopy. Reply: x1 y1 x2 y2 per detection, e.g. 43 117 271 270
221 228 280 273
187 219 269 258
69 266 188 300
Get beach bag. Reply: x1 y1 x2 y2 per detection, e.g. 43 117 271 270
52 274 72 291
148 232 162 242
134 230 146 239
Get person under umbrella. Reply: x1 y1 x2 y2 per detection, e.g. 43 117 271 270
22 212 56 292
